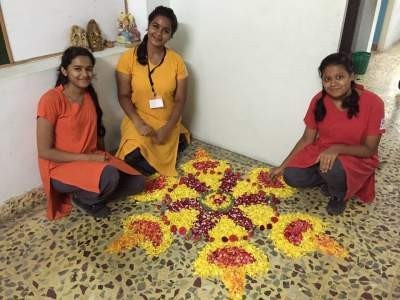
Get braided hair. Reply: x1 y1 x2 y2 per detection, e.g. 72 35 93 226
136 6 178 65
314 52 359 122
55 46 106 137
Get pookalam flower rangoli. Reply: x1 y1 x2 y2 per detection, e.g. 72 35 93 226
108 149 347 299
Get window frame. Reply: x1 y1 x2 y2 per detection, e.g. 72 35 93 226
0 4 13 66
0 0 129 68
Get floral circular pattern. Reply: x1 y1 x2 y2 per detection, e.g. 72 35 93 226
109 149 347 299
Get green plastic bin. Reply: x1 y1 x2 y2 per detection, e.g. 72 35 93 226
351 51 371 75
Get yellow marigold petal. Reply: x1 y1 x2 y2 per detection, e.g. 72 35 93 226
197 172 224 190
221 268 246 300
166 209 199 230
208 217 248 241
314 234 348 258
238 204 275 227
231 180 258 198
169 185 199 202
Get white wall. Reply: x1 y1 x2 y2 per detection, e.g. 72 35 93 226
0 48 125 203
169 0 347 166
379 0 400 50
147 0 170 15
1 0 125 61
0 0 348 203
127 0 149 36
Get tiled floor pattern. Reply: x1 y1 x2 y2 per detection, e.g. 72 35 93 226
1 45 400 300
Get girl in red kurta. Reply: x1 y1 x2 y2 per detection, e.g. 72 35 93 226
37 47 145 220
270 53 385 215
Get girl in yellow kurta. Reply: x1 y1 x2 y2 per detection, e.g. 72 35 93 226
116 6 190 176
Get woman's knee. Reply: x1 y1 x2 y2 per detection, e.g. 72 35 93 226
283 168 304 187
283 167 320 188
100 166 120 193
320 160 346 183
132 174 146 193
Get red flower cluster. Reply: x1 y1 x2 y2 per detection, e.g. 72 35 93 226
180 174 209 193
208 246 256 267
193 160 219 172
145 176 166 193
235 193 269 206
257 171 284 188
128 220 163 246
219 169 242 193
220 234 245 243
283 219 313 246
170 225 187 236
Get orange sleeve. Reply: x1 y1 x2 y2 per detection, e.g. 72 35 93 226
37 90 61 125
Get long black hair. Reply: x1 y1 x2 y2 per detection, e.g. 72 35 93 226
314 52 359 122
136 6 178 65
55 46 106 137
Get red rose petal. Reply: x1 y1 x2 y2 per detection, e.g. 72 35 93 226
208 246 256 267
229 235 238 242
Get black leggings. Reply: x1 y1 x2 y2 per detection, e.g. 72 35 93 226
51 165 145 205
124 134 188 175
283 159 347 200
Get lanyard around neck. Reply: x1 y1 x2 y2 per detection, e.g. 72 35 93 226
147 48 166 97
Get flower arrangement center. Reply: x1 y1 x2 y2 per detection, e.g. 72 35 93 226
201 192 234 212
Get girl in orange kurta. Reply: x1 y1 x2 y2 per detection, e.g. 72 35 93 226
116 6 190 176
37 47 145 220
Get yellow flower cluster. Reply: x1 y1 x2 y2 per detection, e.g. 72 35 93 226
169 183 199 202
269 213 325 258
238 204 275 227
180 151 230 191
208 217 248 241
197 171 225 191
129 175 177 203
232 167 295 199
107 214 172 256
165 208 199 230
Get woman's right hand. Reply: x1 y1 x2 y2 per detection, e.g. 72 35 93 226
85 152 109 162
269 166 284 181
136 121 155 137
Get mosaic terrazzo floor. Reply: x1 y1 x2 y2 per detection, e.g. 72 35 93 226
1 45 400 300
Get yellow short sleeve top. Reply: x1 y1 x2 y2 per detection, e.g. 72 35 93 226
116 48 188 121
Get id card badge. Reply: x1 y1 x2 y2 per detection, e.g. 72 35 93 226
149 97 164 109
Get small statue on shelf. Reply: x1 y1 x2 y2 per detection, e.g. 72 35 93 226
116 12 141 47
70 25 89 49
86 19 105 52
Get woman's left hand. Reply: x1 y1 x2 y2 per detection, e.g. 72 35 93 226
316 146 339 173
152 126 171 144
